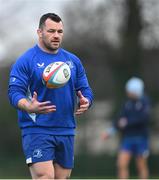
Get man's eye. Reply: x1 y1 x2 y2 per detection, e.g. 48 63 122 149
47 30 56 33
58 30 63 33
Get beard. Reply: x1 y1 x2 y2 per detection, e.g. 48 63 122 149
43 40 60 52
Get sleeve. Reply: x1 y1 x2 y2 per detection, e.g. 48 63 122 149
8 57 31 108
75 59 94 107
113 103 126 129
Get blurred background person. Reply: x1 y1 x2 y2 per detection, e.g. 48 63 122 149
102 77 151 179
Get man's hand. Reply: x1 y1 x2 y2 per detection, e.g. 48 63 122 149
118 117 128 129
18 91 56 114
75 91 90 115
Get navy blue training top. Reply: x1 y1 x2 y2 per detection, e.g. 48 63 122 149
114 95 151 138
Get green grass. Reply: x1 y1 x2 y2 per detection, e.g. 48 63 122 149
0 154 159 179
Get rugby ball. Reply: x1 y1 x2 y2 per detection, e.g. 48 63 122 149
42 61 71 88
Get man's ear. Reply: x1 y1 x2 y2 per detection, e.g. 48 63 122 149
37 29 42 38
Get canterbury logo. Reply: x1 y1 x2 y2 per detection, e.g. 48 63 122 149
37 63 44 68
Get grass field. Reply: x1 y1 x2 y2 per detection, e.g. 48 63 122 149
0 154 159 179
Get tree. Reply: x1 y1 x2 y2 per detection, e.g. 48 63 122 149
63 0 124 99
111 0 144 103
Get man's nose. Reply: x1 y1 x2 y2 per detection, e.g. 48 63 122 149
54 31 60 38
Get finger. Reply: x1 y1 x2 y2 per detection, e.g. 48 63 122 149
75 107 87 114
76 109 87 114
39 108 56 114
77 105 89 112
38 106 57 113
77 91 84 98
75 109 86 114
79 104 89 108
39 105 56 111
39 101 56 107
75 111 84 115
77 106 88 111
32 91 38 102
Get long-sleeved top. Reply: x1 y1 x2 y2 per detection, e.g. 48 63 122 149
8 45 93 136
114 95 151 138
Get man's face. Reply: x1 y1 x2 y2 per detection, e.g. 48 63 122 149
126 91 139 100
38 18 64 52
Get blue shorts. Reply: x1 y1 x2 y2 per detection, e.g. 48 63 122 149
120 137 149 157
22 134 74 169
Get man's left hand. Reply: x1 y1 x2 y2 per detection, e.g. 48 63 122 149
75 91 90 115
118 117 128 129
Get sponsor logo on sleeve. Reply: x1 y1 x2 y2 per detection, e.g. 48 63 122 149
37 63 45 68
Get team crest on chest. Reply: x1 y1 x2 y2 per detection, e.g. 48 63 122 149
65 61 74 69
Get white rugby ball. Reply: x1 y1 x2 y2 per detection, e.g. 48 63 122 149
43 61 71 88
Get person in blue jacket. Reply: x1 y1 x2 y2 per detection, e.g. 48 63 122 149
102 77 150 179
8 13 93 179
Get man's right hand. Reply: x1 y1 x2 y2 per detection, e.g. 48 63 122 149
18 91 56 114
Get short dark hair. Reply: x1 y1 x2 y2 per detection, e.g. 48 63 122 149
39 13 62 29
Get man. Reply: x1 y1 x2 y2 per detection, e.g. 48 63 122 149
8 13 93 179
102 77 150 179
